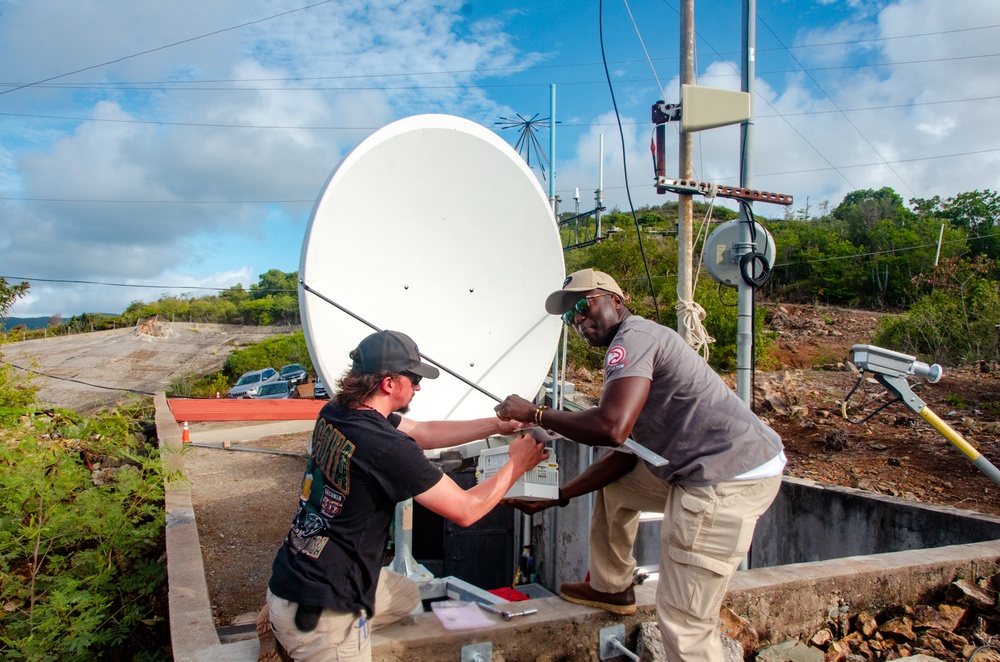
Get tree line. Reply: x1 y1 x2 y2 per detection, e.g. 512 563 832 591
559 188 1000 368
3 186 1000 367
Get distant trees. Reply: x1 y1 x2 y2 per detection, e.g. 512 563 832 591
561 187 1000 367
8 186 1000 367
117 270 301 327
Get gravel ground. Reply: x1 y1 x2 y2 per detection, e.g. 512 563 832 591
183 430 310 626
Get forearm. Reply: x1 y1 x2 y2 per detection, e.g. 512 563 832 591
560 450 638 500
536 407 629 448
405 417 506 450
457 462 523 525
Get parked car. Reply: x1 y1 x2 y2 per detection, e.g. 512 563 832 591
227 367 279 398
249 380 292 399
279 363 308 385
313 378 329 399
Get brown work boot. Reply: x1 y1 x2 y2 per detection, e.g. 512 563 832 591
559 581 636 615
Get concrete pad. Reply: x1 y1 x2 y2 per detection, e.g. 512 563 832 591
158 395 1000 662
188 419 315 444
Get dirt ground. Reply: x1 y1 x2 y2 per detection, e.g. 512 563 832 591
185 303 1000 626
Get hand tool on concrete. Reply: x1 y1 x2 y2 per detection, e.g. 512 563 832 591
477 603 538 621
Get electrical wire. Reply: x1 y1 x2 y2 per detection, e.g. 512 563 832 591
841 373 903 424
621 0 668 101
0 0 339 97
757 13 914 197
599 0 661 325
1 360 156 396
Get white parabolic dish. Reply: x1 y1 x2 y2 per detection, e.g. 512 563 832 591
299 114 565 421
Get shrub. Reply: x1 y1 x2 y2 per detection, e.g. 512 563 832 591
222 332 313 380
0 399 168 660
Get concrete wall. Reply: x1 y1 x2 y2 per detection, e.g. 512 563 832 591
751 476 1000 567
538 474 1000 592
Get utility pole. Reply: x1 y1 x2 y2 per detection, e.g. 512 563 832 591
735 0 756 404
549 84 557 216
677 0 695 342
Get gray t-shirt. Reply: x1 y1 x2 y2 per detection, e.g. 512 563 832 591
603 315 783 486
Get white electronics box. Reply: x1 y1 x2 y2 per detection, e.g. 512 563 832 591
476 447 559 500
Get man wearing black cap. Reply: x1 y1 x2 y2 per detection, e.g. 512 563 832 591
265 330 548 661
496 269 785 662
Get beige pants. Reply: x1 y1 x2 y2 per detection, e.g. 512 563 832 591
589 461 781 662
266 568 420 662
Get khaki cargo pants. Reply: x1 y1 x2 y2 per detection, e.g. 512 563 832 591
264 568 419 662
588 461 781 662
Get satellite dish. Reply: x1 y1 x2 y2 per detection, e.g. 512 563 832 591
299 114 565 421
703 219 776 288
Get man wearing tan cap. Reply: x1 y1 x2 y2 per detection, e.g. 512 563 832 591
496 269 785 662
265 330 548 662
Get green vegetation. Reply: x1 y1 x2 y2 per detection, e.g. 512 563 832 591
169 332 315 397
560 187 1000 369
1 283 169 660
945 394 967 409
1 270 301 343
6 188 1000 370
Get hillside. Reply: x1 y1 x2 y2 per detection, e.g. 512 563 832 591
3 320 290 413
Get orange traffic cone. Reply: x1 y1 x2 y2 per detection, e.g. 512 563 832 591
181 421 190 443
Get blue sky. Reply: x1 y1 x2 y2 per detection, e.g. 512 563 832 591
2 0 999 317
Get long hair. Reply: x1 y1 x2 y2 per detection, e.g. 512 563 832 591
334 369 392 409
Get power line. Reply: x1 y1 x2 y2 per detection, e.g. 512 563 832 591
0 196 312 204
0 274 300 294
1 276 226 291
771 232 1000 268
5 23 996 91
0 0 338 97
7 51 1000 95
6 87 998 135
0 360 156 396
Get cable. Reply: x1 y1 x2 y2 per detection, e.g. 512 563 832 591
737 201 773 289
599 0 660 325
2 360 156 396
757 14 914 197
0 0 339 97
841 373 903 424
621 0 668 101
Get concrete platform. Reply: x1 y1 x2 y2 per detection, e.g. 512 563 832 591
157 394 1000 661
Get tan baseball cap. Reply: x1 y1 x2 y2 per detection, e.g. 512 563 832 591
544 269 625 314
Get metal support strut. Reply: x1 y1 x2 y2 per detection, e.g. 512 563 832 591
848 344 1000 488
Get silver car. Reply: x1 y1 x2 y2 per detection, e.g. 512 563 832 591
227 367 280 398
249 380 292 399
279 363 308 386
313 378 329 399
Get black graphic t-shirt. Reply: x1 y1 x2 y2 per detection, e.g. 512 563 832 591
268 402 443 615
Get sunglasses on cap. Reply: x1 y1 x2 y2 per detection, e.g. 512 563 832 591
561 293 614 325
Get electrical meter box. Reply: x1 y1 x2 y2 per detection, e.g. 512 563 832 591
476 447 559 500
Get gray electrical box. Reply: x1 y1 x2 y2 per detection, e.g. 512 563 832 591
703 219 776 288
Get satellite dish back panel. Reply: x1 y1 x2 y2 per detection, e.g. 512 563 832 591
703 219 776 288
300 114 565 421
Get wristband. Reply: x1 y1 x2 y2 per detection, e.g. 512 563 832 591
557 489 570 508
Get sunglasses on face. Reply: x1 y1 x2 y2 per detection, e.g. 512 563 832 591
561 293 614 325
401 372 422 386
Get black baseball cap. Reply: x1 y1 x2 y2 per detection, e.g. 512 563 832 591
350 330 440 379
